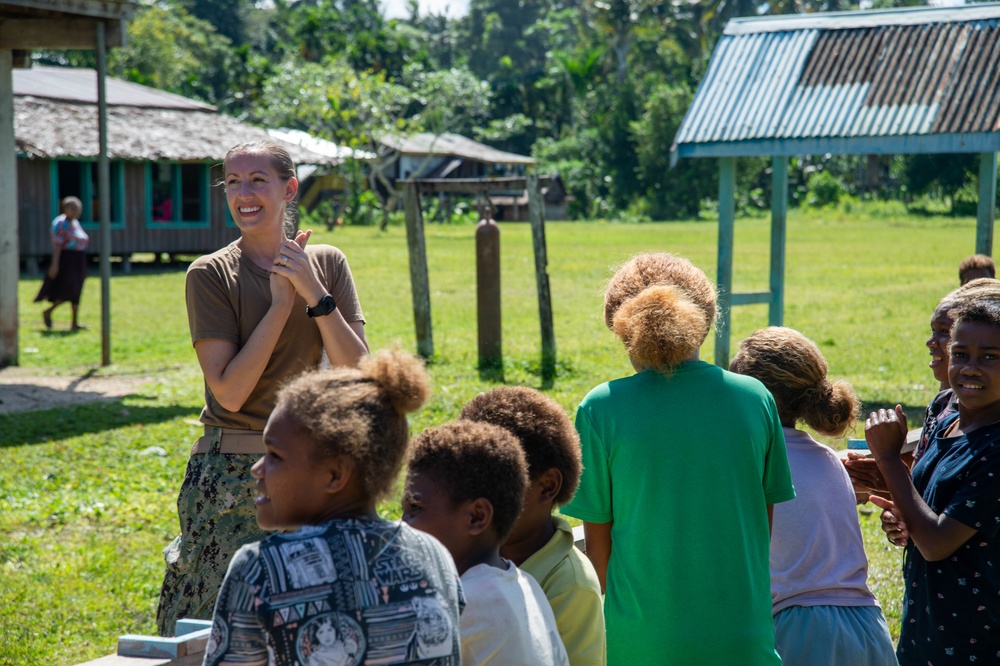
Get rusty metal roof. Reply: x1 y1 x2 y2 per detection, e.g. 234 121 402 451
673 3 1000 160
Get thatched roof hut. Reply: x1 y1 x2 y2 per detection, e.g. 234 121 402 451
16 67 337 266
16 67 337 165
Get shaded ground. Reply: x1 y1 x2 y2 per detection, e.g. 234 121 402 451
0 367 152 415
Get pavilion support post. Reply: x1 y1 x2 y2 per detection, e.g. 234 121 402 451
96 21 112 366
976 152 998 257
527 174 556 383
769 156 787 327
0 49 17 367
715 157 736 369
403 182 433 358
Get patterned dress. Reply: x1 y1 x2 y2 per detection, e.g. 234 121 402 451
896 412 1000 664
34 214 89 305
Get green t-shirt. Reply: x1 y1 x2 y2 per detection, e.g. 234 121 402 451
562 362 795 666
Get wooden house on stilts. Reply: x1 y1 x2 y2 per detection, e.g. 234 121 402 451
15 67 338 272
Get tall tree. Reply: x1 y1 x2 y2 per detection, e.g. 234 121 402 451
109 4 234 106
271 0 411 77
182 0 252 45
253 56 418 225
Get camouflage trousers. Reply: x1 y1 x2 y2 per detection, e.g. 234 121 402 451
156 430 267 637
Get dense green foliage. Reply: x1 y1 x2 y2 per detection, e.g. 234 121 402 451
34 0 996 222
4 207 984 662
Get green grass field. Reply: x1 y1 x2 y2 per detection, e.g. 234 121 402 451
2 206 974 664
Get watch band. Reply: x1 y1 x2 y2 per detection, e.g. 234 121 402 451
306 294 337 318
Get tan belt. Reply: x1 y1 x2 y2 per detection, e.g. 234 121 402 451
190 426 265 456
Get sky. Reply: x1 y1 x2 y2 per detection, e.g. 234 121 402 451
380 0 470 19
380 0 963 20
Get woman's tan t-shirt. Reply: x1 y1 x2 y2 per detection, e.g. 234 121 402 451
185 242 364 431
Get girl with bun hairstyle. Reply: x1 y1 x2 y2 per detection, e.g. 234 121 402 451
204 347 464 666
561 253 795 665
730 327 897 666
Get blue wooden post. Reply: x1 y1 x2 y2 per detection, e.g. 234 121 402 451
977 152 998 256
769 156 787 327
715 157 736 368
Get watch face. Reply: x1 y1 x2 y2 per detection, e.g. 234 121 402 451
308 295 336 317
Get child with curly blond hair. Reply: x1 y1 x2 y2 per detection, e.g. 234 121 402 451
731 327 896 666
203 348 463 666
561 252 795 665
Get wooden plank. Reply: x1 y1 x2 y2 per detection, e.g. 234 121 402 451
74 621 212 665
403 182 433 358
0 18 126 48
976 151 998 256
117 628 210 659
714 157 736 369
96 23 111 365
398 176 552 195
0 50 19 366
769 156 788 326
527 174 556 382
174 619 213 635
75 654 203 666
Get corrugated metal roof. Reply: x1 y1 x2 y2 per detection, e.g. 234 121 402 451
14 66 213 110
267 129 375 161
380 132 536 165
1 0 136 20
673 3 1000 158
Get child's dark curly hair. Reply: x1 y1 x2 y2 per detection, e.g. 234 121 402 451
953 299 1000 330
604 253 717 372
958 254 996 283
408 420 528 542
274 347 430 502
730 327 860 438
461 387 581 507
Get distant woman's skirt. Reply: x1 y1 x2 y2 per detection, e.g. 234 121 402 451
34 249 88 304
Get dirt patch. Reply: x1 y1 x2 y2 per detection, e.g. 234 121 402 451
0 367 152 415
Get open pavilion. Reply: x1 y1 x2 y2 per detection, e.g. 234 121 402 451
672 3 1000 367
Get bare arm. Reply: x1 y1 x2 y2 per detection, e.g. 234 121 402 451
844 450 915 502
582 521 612 594
48 242 62 279
767 504 773 536
271 232 369 367
868 406 977 562
195 295 295 413
313 313 369 367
